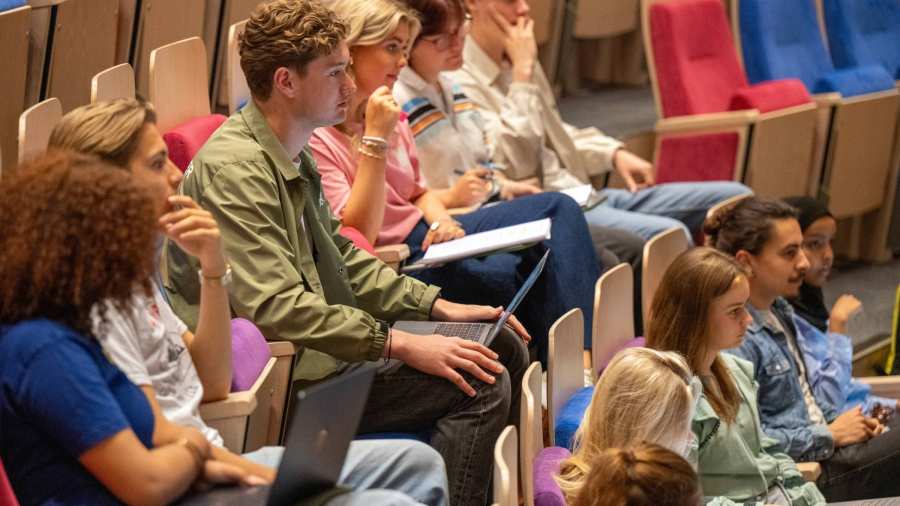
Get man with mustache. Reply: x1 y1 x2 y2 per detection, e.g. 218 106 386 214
707 197 900 502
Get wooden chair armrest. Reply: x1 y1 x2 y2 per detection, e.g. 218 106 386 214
796 462 822 482
812 92 842 107
199 390 258 420
374 244 411 264
655 110 758 134
856 376 900 399
268 341 296 358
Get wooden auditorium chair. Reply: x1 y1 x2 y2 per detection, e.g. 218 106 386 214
642 0 818 199
0 1 29 172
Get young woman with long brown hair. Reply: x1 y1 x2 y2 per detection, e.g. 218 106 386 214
646 247 824 505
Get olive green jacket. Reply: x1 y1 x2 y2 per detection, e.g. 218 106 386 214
165 102 440 381
690 354 825 506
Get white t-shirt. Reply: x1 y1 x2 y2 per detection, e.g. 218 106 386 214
92 283 224 447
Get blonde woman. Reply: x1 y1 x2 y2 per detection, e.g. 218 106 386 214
311 0 600 369
647 247 825 506
556 347 699 502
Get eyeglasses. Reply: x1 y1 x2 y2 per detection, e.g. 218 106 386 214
420 13 472 52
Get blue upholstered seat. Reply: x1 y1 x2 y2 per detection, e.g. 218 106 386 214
824 0 900 80
0 0 26 12
554 386 594 451
738 0 895 96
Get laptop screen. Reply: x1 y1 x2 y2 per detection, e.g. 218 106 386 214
492 250 550 333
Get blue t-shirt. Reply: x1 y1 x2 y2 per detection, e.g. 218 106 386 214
0 319 155 505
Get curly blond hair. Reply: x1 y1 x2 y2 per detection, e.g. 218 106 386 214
240 0 348 100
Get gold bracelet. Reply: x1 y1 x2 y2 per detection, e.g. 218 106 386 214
358 146 385 160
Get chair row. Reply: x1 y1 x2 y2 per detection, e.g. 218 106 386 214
641 0 900 260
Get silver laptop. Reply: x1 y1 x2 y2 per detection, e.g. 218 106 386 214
393 250 549 347
176 366 376 506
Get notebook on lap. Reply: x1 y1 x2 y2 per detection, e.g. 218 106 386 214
393 250 549 347
829 498 900 505
176 366 376 506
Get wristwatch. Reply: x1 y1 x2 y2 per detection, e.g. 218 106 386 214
198 265 232 287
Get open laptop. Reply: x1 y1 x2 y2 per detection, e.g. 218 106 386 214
176 365 376 506
830 498 900 505
393 249 549 347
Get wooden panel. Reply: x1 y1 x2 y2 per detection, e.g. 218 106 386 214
574 0 639 39
826 92 899 218
18 98 62 165
92 63 136 102
493 425 518 506
213 0 257 109
0 6 30 173
642 227 688 324
134 0 206 96
745 104 818 199
25 6 51 107
519 362 542 506
592 263 635 379
115 0 137 63
149 37 211 132
547 308 584 447
46 0 119 112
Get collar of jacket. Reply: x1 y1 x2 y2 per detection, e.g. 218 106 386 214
241 100 311 183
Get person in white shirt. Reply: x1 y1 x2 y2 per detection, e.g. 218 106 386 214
452 0 751 244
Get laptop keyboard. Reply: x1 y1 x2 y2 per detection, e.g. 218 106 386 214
433 323 486 341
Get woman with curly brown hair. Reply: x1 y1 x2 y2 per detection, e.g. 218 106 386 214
0 151 256 506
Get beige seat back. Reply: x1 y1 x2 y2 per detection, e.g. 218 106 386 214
18 98 62 165
91 64 136 103
211 1 257 109
520 361 543 506
149 37 211 133
642 227 690 323
493 425 519 506
0 5 30 172
226 19 250 114
592 263 635 380
547 308 584 447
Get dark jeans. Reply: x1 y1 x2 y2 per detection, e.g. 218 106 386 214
817 415 900 501
405 192 601 365
357 328 530 506
588 225 644 336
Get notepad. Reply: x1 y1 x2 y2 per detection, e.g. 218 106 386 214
557 185 607 210
414 218 551 267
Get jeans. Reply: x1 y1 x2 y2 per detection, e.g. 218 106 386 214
358 327 530 506
243 439 449 506
405 192 600 362
817 415 900 501
589 181 751 243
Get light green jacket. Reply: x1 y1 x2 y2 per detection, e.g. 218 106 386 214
164 102 440 381
690 354 826 506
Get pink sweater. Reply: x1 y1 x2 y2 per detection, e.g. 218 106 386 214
310 122 427 247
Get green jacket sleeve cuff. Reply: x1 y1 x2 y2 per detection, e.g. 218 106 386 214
418 284 442 319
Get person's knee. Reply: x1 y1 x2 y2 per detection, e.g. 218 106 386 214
391 440 446 479
492 328 529 375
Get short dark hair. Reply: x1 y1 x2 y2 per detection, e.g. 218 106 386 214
704 196 798 256
401 0 465 41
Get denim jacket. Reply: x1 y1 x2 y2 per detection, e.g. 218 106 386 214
727 298 835 462
793 316 894 416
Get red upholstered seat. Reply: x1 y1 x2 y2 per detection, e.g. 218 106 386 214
0 456 19 506
730 79 812 113
162 114 228 172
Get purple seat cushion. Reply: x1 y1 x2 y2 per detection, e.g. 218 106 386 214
534 446 571 506
230 318 271 392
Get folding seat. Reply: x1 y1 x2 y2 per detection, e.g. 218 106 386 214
641 227 689 324
590 263 645 381
209 1 258 111
493 425 519 506
547 308 590 451
17 98 61 165
823 0 900 83
91 63 135 103
733 0 899 259
200 319 295 452
225 19 250 114
148 37 228 171
0 1 28 172
642 0 819 198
